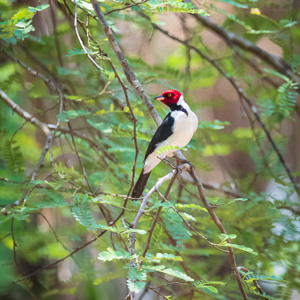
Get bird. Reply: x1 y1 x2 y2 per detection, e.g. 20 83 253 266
132 89 198 199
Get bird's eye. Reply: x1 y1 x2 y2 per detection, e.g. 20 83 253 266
167 93 172 98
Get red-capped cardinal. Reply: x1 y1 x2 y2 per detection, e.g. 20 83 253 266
132 89 198 199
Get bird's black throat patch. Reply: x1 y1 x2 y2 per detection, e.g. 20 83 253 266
165 103 188 115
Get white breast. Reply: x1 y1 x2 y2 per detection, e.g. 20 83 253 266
143 98 198 174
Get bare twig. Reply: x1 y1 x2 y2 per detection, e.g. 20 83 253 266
107 62 139 196
74 0 104 71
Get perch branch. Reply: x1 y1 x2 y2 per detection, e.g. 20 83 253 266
142 172 178 257
140 13 300 196
89 7 249 298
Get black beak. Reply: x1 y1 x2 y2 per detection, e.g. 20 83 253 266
154 95 164 101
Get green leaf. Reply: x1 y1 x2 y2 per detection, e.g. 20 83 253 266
58 109 89 121
220 242 258 255
71 194 98 231
218 233 237 243
163 212 191 240
155 145 187 155
198 120 230 130
66 48 97 57
194 280 225 294
149 252 183 261
1 140 24 175
28 4 50 13
127 268 147 293
98 247 133 262
228 198 248 205
143 265 194 282
30 189 68 208
202 285 218 293
218 0 248 9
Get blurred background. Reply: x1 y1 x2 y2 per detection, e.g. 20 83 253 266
0 0 299 299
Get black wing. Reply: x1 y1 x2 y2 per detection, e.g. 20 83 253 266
144 112 174 160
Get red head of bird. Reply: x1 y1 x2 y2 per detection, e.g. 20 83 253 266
154 89 182 105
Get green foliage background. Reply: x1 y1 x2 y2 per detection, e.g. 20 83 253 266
0 0 299 299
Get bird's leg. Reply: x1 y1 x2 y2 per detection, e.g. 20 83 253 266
163 158 177 169
176 158 195 170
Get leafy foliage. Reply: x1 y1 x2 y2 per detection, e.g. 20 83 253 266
0 0 299 299
1 139 24 175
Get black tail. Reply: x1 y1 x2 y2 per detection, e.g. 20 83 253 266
132 170 151 200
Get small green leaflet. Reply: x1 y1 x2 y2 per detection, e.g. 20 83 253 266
98 247 134 262
143 265 194 282
221 242 258 255
218 233 237 243
198 120 230 130
66 48 97 57
28 4 50 12
148 252 183 261
127 268 147 293
155 145 187 155
228 198 248 205
194 280 225 294
218 0 248 8
218 234 258 255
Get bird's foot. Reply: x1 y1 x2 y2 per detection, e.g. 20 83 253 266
176 158 195 170
163 158 177 169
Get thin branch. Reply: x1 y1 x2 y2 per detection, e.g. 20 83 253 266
74 0 104 71
90 0 162 126
89 7 248 298
14 230 107 283
191 14 298 83
11 218 37 299
31 132 54 181
142 172 178 257
107 62 139 196
0 88 52 135
140 13 300 196
33 212 69 251
189 168 248 300
157 190 228 252
131 165 190 233
105 0 149 15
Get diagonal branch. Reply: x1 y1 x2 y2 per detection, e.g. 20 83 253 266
139 12 300 196
74 0 104 71
90 6 248 298
90 0 162 126
0 88 52 135
189 168 248 300
191 14 298 83
14 230 107 283
142 173 178 257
